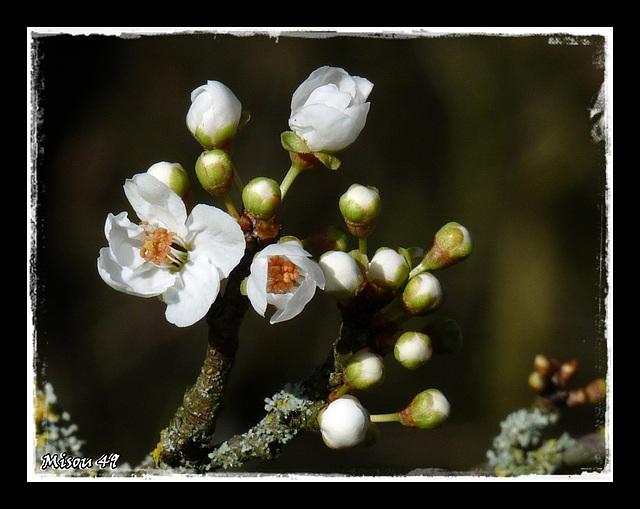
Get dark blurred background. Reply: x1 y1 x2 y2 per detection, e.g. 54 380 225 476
29 29 610 475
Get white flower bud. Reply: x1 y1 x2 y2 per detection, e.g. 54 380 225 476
195 149 234 197
394 331 433 370
319 250 364 300
339 184 381 238
242 177 281 220
146 162 191 205
398 389 450 429
186 80 243 150
401 272 444 315
319 396 370 449
289 66 373 153
344 348 385 390
369 247 410 290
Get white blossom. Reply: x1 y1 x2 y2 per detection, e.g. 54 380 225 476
97 172 246 327
186 80 242 149
319 397 370 450
289 66 373 153
246 241 325 324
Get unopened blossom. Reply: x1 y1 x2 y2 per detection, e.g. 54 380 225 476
246 241 325 324
318 250 364 300
186 80 243 150
289 66 373 153
97 172 246 327
319 396 370 449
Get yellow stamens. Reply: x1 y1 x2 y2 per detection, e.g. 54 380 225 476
267 256 300 294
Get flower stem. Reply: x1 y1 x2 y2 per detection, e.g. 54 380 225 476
280 163 304 200
370 412 401 423
221 193 240 219
233 166 244 196
359 236 368 257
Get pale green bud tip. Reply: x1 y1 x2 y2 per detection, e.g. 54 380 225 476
344 348 385 390
242 177 282 219
146 162 191 202
195 149 234 197
398 389 450 429
402 272 444 315
319 250 364 300
339 184 381 238
369 247 410 290
319 396 370 449
394 332 433 370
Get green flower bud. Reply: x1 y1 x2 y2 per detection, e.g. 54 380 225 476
146 161 191 205
421 318 463 355
401 272 444 315
394 331 433 370
195 149 234 197
241 177 282 220
369 247 410 290
319 250 364 300
411 222 473 276
398 389 450 429
339 184 381 238
344 348 385 390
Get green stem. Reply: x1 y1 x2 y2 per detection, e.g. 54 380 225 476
233 166 244 196
359 236 368 257
221 193 240 219
280 163 304 200
370 412 401 423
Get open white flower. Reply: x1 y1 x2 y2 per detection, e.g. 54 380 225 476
246 241 325 324
97 172 246 327
289 66 373 153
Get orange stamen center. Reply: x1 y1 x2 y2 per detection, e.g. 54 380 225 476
139 222 188 269
267 256 300 294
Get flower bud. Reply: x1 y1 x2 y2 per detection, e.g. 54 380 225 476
241 177 281 220
146 161 191 205
398 389 450 429
186 80 243 150
195 149 235 197
369 247 410 290
394 331 433 370
401 272 444 315
339 184 381 238
412 222 473 275
319 396 370 450
319 250 364 300
302 226 349 257
344 348 385 390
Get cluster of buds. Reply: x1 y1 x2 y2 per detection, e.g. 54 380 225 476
528 354 607 409
313 183 472 450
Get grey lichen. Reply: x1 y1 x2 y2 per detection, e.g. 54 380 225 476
487 408 576 476
206 383 324 470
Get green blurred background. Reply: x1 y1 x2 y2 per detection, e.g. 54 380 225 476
30 29 610 475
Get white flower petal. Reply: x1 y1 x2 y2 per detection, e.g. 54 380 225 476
104 212 146 270
247 257 269 317
269 276 316 324
124 173 187 235
163 256 221 327
185 204 246 278
97 246 176 297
